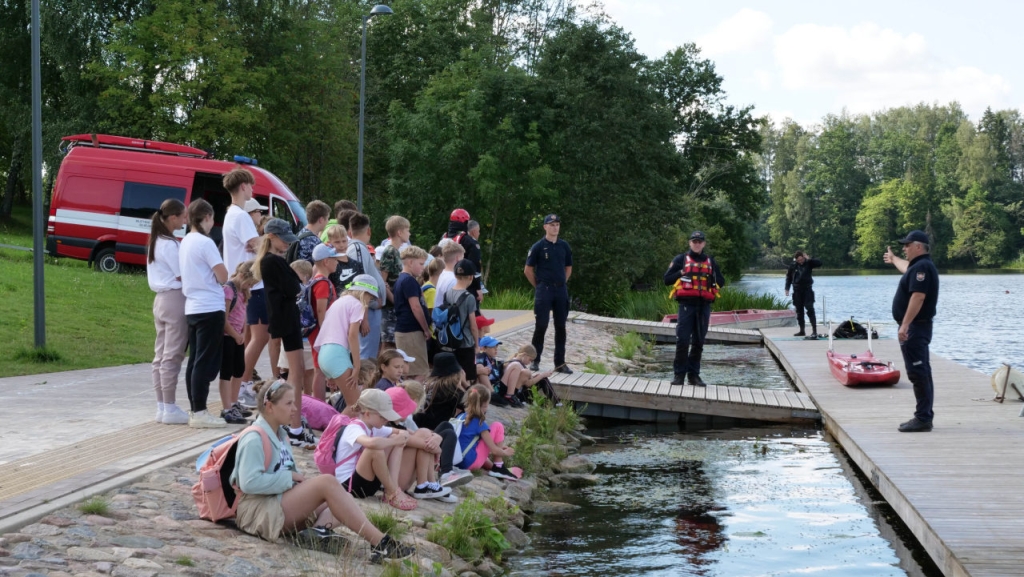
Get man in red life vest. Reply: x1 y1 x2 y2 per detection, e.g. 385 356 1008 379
664 231 725 387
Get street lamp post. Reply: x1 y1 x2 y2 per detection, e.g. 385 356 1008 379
357 4 394 212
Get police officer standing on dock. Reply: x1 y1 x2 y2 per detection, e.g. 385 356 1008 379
785 251 822 338
665 231 725 387
884 230 939 432
524 214 573 374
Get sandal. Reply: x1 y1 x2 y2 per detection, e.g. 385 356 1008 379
382 491 417 511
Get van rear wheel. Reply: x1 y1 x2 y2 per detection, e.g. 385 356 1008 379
94 247 120 273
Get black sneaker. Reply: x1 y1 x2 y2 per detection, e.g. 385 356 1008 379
504 395 523 408
288 427 317 450
687 373 707 387
490 394 509 408
231 402 253 418
488 464 519 480
294 525 349 554
220 407 248 424
529 361 540 371
807 333 819 340
412 482 452 499
370 534 415 564
898 418 932 432
794 330 806 337
671 374 687 386
555 365 573 375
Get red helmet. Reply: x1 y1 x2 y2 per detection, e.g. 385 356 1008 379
450 208 470 222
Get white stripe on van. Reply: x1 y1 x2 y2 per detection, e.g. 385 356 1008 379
54 208 186 239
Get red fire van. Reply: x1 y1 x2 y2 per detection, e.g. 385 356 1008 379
46 134 307 272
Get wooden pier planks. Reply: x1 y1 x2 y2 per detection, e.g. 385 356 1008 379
570 312 762 344
761 327 1024 577
549 371 817 424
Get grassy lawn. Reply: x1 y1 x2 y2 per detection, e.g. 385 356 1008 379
0 206 154 377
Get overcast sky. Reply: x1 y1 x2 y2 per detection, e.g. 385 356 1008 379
600 0 1020 126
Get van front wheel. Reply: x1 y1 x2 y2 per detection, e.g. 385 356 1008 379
94 247 120 273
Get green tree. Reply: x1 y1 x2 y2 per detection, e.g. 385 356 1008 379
945 184 1011 266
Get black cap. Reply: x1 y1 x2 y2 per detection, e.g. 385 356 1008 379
543 214 560 224
454 258 477 276
898 230 929 245
689 231 706 241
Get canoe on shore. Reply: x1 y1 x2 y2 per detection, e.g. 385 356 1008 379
661 309 796 330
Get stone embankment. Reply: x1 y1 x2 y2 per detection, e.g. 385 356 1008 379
0 405 598 577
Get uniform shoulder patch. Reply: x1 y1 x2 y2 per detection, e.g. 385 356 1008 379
915 272 926 281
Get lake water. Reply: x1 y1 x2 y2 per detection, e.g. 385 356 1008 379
507 272 1022 576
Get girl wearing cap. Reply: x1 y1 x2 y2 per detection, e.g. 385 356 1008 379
231 380 414 563
315 274 379 409
254 218 314 449
335 389 449 509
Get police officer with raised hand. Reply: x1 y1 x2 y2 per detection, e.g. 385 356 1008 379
665 231 725 387
884 230 940 433
785 251 822 338
524 214 573 374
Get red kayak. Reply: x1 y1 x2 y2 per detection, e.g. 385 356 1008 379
826 321 900 386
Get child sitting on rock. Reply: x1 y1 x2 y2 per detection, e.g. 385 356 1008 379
388 381 473 490
454 384 519 480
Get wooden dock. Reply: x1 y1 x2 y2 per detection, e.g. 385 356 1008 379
762 327 1024 577
549 371 819 424
571 312 763 344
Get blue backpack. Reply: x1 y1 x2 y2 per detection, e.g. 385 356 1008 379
432 291 472 347
297 277 335 337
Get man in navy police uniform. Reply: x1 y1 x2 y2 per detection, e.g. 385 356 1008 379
524 214 573 374
884 230 940 432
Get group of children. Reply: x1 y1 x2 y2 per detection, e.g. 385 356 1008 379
147 169 568 560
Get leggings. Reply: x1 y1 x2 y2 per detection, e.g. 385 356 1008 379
434 421 458 475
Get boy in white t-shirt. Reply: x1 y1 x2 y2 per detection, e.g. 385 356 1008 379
219 168 265 407
434 240 464 300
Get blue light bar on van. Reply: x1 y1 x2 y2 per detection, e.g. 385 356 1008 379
233 155 258 166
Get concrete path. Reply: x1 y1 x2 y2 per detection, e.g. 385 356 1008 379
0 309 534 533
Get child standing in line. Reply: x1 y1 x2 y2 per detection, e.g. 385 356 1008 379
324 224 363 294
307 244 339 401
420 257 445 318
377 216 411 352
374 349 408 391
442 259 481 387
393 246 431 381
315 274 378 410
147 198 189 425
179 199 229 428
220 262 257 425
279 260 315 392
454 384 519 480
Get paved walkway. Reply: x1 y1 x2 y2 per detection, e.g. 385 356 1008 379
0 309 534 534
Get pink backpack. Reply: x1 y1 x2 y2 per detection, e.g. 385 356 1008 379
314 414 370 477
191 426 272 522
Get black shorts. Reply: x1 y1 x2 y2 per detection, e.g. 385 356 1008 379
449 346 477 381
340 470 382 498
219 335 245 381
280 330 304 353
246 288 269 325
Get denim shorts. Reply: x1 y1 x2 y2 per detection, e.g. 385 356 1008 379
246 288 269 325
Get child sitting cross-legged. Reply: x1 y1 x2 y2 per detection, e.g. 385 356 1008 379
455 384 519 480
333 389 446 510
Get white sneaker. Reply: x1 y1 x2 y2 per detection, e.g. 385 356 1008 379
237 382 257 409
435 493 458 503
189 410 228 428
439 469 474 488
161 404 190 425
155 404 164 423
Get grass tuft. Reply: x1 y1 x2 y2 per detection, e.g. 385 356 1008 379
78 497 110 516
610 332 649 360
583 358 609 374
379 558 445 577
174 556 195 567
511 394 581 472
484 287 534 310
610 285 790 322
13 346 63 363
426 494 511 563
367 506 409 540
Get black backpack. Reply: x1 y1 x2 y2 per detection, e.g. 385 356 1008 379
284 229 317 263
832 318 879 340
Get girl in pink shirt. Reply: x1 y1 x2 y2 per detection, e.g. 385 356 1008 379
315 274 379 410
219 262 256 424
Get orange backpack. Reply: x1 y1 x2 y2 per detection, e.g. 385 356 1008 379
191 425 273 522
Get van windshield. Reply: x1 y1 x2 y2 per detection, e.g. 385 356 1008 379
257 168 307 227
288 200 307 227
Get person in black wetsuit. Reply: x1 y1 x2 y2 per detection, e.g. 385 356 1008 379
784 251 822 337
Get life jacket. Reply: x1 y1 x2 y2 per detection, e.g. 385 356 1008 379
669 254 719 302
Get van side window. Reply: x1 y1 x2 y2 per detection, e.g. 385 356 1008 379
271 197 297 232
122 182 186 219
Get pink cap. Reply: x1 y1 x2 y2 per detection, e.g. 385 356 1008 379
385 387 418 420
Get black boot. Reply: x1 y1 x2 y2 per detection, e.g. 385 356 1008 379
687 373 707 387
671 374 687 386
794 330 805 337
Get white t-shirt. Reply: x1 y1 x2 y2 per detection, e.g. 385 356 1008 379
435 270 456 301
147 236 182 292
222 204 262 290
179 232 226 315
333 422 392 483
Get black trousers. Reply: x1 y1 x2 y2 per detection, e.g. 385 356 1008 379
435 421 457 474
900 321 934 423
185 310 225 413
674 300 712 378
791 286 817 332
532 283 569 366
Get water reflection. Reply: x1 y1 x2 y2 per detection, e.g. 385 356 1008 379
509 424 927 577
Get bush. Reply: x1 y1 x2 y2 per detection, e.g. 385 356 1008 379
712 286 789 311
609 290 675 321
78 497 110 516
511 394 581 472
426 495 511 562
611 332 649 360
583 358 609 374
484 287 534 310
